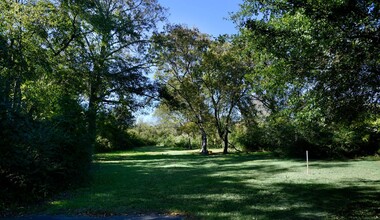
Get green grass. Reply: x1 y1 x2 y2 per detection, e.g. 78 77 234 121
33 146 380 219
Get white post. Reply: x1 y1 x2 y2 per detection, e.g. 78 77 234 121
306 150 309 175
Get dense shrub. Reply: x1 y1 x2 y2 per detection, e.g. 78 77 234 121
129 121 202 150
237 115 380 159
0 99 92 208
95 128 153 153
95 115 155 153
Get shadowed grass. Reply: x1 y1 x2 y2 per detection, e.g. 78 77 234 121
26 146 380 219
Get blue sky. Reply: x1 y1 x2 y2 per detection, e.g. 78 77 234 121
159 0 243 36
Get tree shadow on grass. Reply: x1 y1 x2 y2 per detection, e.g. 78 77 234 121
272 182 380 219
41 151 380 219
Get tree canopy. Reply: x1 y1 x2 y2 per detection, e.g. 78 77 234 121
234 0 379 121
153 24 212 154
230 0 380 156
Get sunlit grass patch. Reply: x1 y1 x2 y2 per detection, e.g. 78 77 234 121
33 146 380 219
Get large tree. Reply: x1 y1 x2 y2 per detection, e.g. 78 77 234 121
0 0 167 204
153 25 211 154
202 37 251 154
0 0 93 203
234 0 380 121
0 0 52 116
64 0 166 146
232 0 380 156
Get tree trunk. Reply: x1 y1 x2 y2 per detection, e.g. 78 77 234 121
87 81 98 153
12 77 22 114
0 78 11 118
87 34 107 153
200 128 208 155
223 132 228 154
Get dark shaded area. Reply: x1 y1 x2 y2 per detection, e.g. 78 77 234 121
3 215 182 220
0 98 92 210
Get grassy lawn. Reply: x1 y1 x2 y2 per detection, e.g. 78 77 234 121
34 146 380 219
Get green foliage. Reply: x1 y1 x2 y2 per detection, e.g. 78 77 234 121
230 0 380 157
0 97 91 206
0 1 91 206
130 119 199 150
201 37 252 153
154 26 256 154
63 0 166 147
237 112 380 158
153 25 213 154
0 0 166 208
95 112 152 152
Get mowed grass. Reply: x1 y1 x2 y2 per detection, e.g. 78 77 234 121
37 146 379 219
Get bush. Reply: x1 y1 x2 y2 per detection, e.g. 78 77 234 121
173 137 198 149
95 128 152 153
238 113 380 159
95 119 155 153
0 98 92 208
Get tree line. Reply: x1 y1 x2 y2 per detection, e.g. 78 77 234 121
151 0 379 157
1 0 379 209
0 0 165 208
